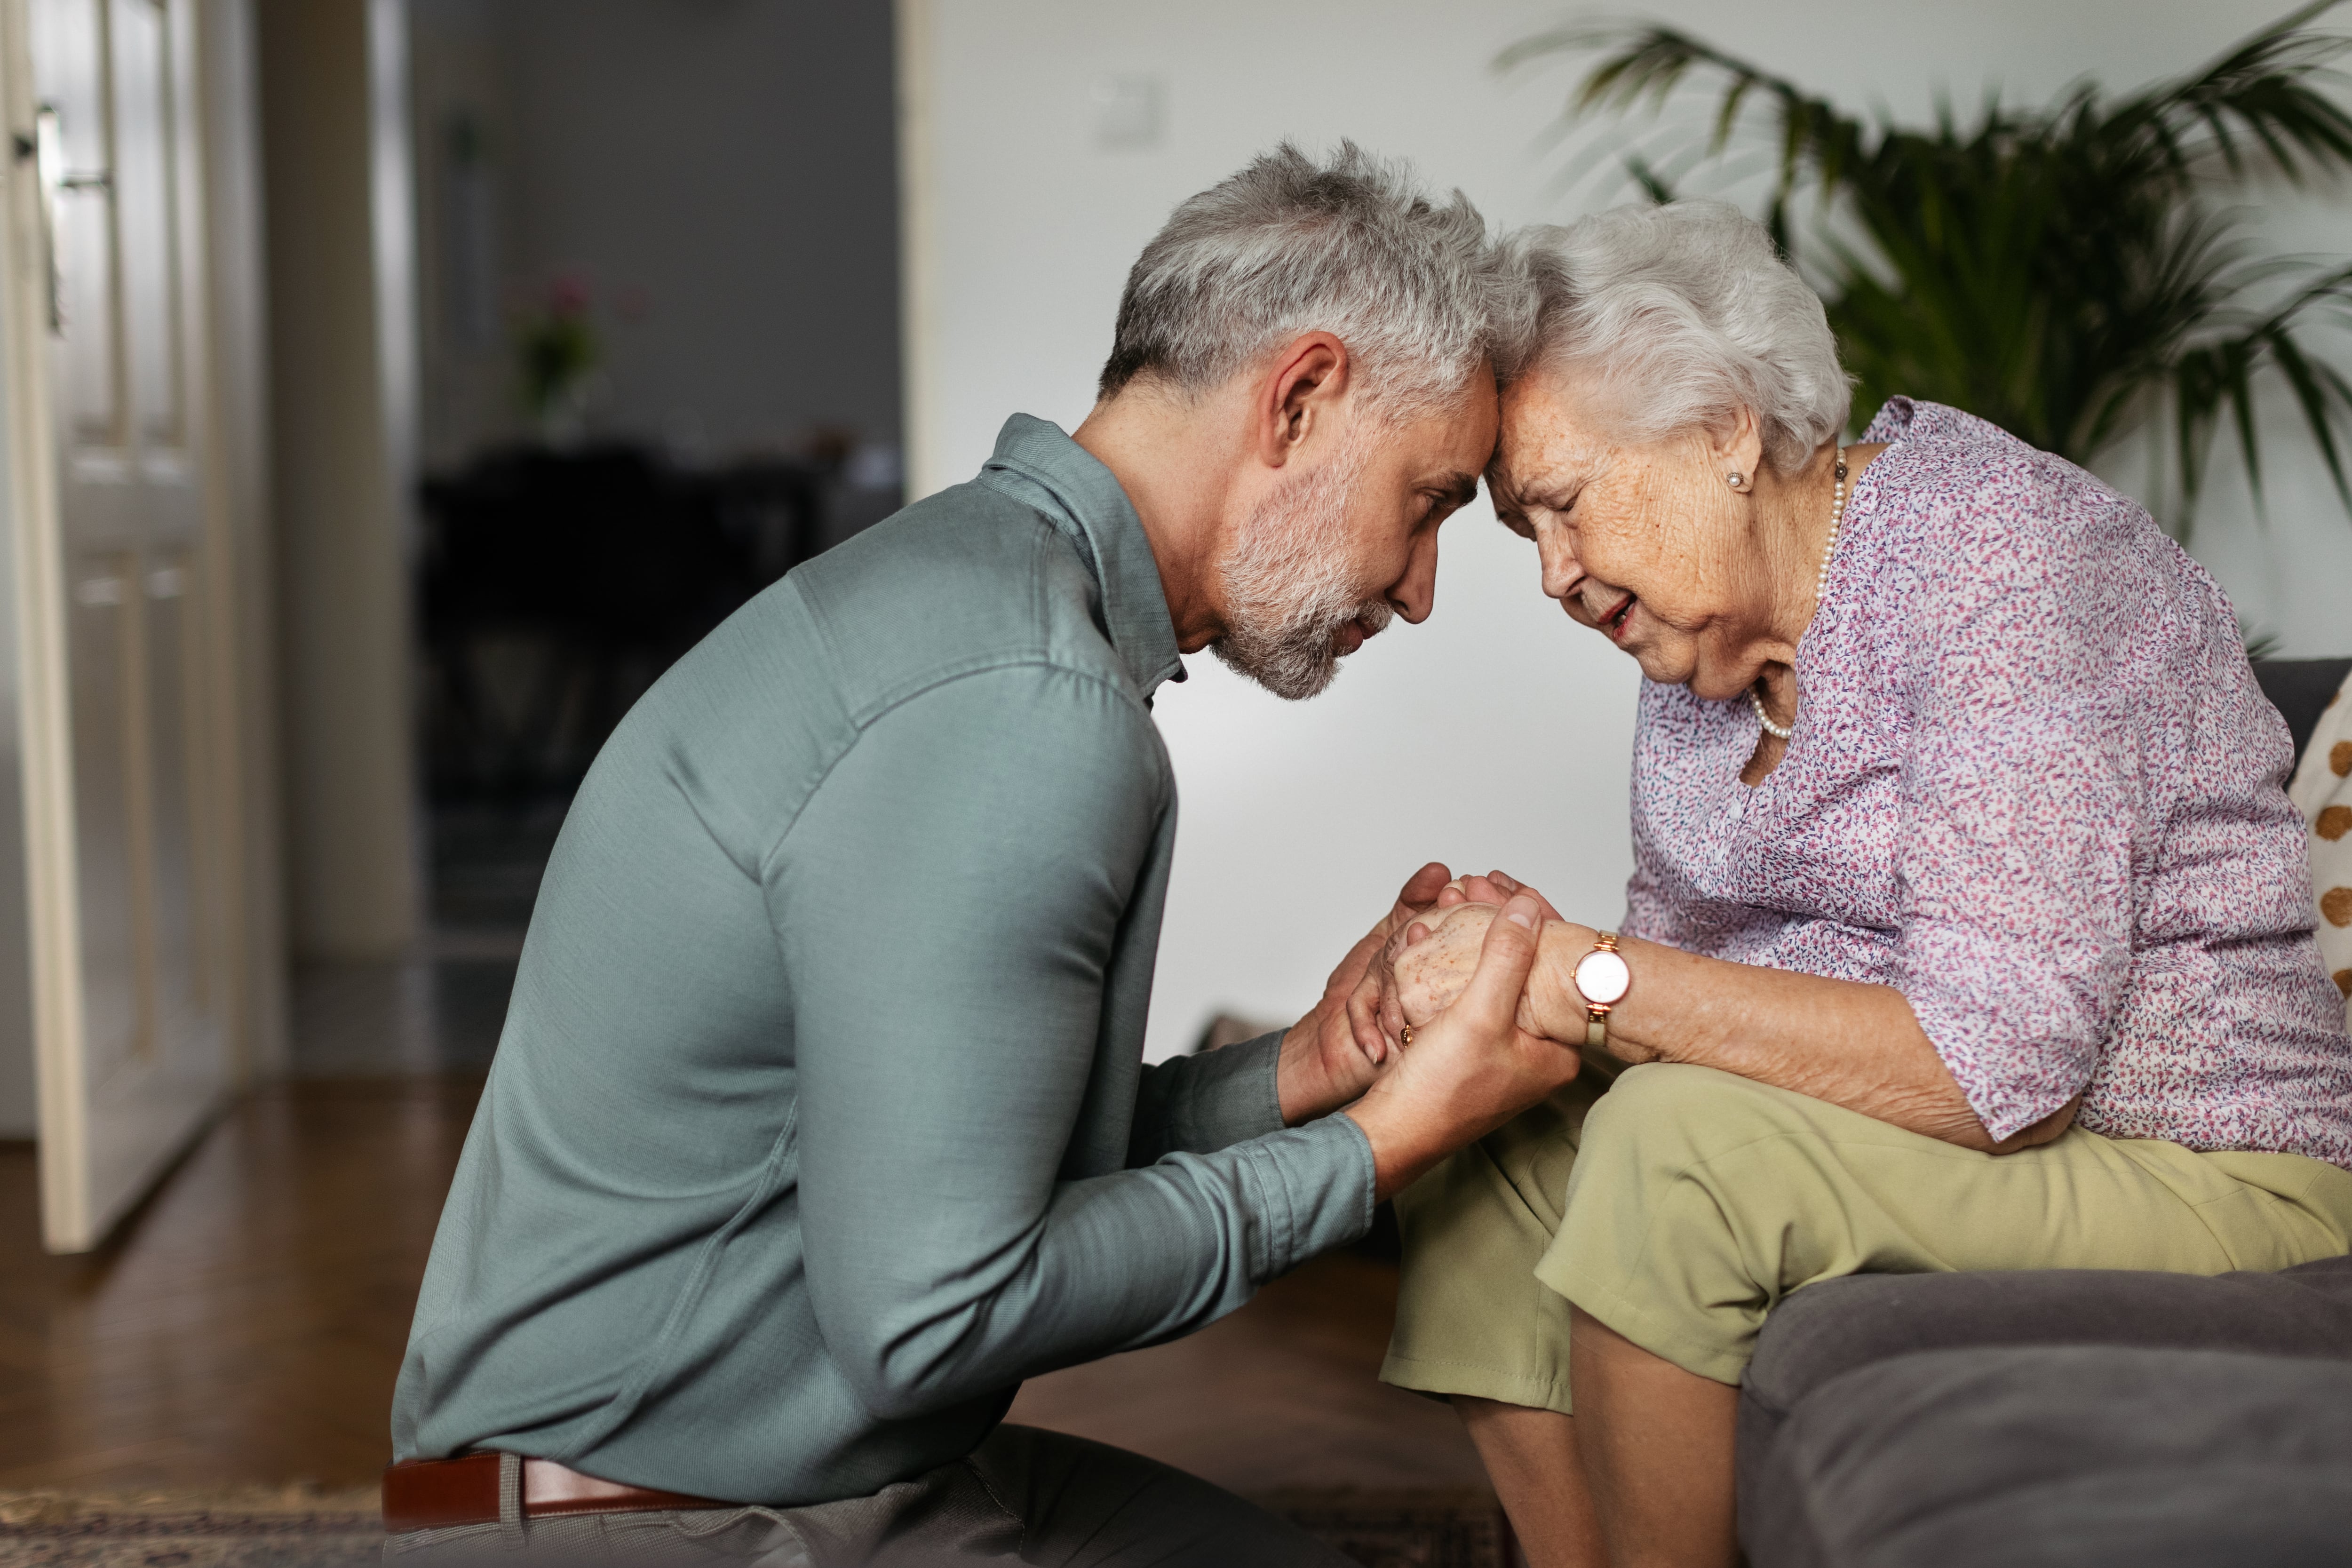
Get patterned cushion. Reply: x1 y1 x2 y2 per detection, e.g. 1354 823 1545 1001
2284 662 2352 1027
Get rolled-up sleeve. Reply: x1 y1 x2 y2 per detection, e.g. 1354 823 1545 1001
1129 1030 1288 1162
772 664 1373 1420
1889 534 2140 1141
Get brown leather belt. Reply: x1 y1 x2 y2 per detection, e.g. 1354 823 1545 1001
383 1452 730 1534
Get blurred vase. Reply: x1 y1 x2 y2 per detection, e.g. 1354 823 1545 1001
535 381 590 450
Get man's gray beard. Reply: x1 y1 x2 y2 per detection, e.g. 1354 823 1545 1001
1212 441 1393 701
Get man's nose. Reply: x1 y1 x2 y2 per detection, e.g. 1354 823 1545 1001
1391 531 1440 624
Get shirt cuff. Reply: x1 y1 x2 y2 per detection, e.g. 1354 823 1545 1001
1225 1112 1377 1277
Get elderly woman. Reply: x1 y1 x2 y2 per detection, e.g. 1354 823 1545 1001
1371 201 2352 1568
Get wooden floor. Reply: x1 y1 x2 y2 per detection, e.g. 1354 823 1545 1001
0 1070 1483 1495
1008 1247 1486 1494
0 1079 480 1489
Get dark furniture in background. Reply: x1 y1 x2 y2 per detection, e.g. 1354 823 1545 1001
418 444 836 803
1738 655 2352 1568
2257 657 2352 761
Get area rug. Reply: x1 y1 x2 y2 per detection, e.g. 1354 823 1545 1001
0 1487 380 1565
1266 1488 1515 1567
0 1486 1513 1567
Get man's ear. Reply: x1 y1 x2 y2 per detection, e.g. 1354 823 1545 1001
1709 405 1768 488
1253 332 1349 470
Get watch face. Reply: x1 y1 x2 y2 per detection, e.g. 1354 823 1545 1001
1575 948 1631 1006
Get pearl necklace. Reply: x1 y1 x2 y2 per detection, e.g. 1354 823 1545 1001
1748 448 1848 742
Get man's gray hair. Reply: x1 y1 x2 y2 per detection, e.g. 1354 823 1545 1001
1098 142 1524 419
1503 201 1851 472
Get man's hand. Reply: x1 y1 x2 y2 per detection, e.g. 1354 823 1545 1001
1274 862 1453 1125
1343 893 1581 1199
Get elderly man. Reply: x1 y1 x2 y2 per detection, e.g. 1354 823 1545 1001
382 144 1578 1566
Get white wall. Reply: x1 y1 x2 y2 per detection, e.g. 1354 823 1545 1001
901 0 2352 1062
199 0 292 1079
259 0 425 960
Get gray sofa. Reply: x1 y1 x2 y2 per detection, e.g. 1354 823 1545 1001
1736 657 2352 1568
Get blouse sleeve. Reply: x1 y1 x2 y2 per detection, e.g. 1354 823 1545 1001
1887 501 2143 1142
1623 830 1685 945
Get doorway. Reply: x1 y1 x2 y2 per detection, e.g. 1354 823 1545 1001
283 0 906 1083
0 0 276 1253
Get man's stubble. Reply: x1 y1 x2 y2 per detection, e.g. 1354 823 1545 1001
1212 430 1392 701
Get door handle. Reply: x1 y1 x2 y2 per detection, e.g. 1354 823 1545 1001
14 104 112 334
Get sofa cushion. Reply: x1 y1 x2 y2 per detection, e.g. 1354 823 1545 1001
1746 1255 2352 1424
1740 1345 2352 1568
1738 1256 2352 1536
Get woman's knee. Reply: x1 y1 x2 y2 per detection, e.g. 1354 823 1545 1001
1545 1069 1831 1377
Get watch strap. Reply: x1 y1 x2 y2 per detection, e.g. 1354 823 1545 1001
1579 930 1623 1053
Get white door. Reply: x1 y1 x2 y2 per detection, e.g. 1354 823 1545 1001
5 0 236 1252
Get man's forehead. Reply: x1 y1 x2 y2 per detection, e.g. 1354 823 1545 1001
1450 379 1505 464
1388 391 1497 476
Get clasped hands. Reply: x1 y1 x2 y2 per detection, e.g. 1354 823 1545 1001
1275 864 1599 1200
1369 875 1557 1051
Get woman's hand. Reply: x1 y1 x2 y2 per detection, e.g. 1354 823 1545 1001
1389 902 1511 1028
1358 873 1560 1051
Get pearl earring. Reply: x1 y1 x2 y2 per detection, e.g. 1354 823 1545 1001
1725 471 1745 489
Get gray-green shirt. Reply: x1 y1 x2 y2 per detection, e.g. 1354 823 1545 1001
391 415 1377 1504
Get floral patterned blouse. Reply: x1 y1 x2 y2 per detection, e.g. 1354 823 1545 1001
1624 398 2352 1164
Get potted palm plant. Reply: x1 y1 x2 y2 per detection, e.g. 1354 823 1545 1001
1504 1 2352 534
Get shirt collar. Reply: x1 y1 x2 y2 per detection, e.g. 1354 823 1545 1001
975 414 1187 697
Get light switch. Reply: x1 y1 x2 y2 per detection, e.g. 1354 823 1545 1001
1092 74 1165 151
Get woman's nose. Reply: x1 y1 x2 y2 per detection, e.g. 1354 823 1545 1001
1537 533 1581 601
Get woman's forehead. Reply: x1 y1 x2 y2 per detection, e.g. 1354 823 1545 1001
1496 384 1620 488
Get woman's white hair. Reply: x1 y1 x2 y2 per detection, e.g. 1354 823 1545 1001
1502 201 1852 472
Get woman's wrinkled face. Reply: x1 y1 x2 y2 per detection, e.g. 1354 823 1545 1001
1490 368 1775 701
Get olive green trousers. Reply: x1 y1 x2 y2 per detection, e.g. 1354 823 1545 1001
1382 1062 2352 1412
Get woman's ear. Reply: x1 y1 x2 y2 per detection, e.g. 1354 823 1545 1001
1709 406 1768 491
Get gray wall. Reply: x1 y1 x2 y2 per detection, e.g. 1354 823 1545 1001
410 0 902 470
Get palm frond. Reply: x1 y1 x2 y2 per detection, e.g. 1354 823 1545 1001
2126 0 2352 182
2170 262 2352 528
1507 3 2352 535
1500 23 1865 221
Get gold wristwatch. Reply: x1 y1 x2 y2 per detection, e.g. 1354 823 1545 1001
1573 931 1631 1051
